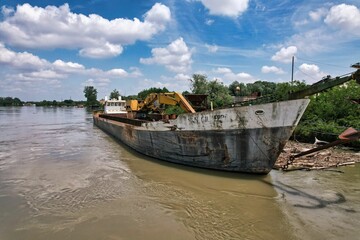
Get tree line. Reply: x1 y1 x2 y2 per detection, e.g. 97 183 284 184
0 97 22 106
0 97 86 107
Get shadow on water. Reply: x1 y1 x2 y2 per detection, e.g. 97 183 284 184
261 179 347 209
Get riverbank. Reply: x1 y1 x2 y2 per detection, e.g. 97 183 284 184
274 141 360 171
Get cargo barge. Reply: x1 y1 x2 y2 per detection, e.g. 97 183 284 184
93 68 360 174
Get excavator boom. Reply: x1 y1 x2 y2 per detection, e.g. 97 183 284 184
127 92 195 114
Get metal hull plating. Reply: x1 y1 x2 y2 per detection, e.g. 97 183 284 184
93 99 310 174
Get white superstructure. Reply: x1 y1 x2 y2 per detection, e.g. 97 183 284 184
104 96 127 114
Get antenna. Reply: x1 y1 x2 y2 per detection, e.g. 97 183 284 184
291 56 294 83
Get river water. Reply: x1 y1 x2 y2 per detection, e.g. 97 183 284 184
0 106 359 240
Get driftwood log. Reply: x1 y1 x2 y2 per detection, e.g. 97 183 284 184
274 141 360 171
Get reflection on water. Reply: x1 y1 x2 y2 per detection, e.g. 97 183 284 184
0 106 359 240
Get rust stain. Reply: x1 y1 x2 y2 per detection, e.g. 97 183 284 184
223 144 230 165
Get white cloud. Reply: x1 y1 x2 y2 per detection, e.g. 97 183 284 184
0 43 49 70
0 44 134 93
140 37 193 73
24 70 65 80
137 77 190 93
143 2 171 28
1 5 14 17
174 73 191 81
324 4 360 33
53 60 85 73
79 43 123 59
286 4 360 55
205 19 214 25
271 46 297 63
309 8 328 22
81 78 112 90
205 44 218 53
297 63 327 84
200 0 249 18
107 69 128 77
261 66 285 74
129 67 143 78
213 67 255 83
0 3 171 58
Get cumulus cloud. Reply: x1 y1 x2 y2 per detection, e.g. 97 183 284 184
261 66 285 74
271 46 297 63
83 78 111 87
200 0 249 18
0 43 49 70
309 8 328 22
53 60 85 73
0 3 171 58
287 4 360 55
107 69 128 77
82 78 111 88
297 63 327 83
140 37 193 73
174 73 191 81
213 67 255 83
0 44 133 91
79 43 123 59
324 4 360 33
137 77 190 93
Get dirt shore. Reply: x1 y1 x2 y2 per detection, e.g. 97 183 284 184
274 141 360 171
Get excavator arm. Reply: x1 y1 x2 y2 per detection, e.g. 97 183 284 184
130 92 196 113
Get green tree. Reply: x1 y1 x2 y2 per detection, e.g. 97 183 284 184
110 89 120 99
189 74 232 108
208 79 233 108
247 81 277 96
137 87 169 100
0 97 23 106
190 74 209 94
294 80 360 147
63 99 74 106
229 81 248 96
272 80 307 101
83 86 98 106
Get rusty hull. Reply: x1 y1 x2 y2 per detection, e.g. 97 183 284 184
93 99 310 174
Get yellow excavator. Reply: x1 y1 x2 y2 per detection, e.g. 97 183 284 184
126 92 195 114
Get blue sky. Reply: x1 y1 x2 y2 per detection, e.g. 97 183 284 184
0 0 359 101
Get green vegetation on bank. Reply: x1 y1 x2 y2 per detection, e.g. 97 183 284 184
294 80 360 146
0 97 85 107
0 97 22 106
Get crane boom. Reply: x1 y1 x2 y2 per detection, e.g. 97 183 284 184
288 69 360 100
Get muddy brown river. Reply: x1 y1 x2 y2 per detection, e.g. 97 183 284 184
0 106 359 240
